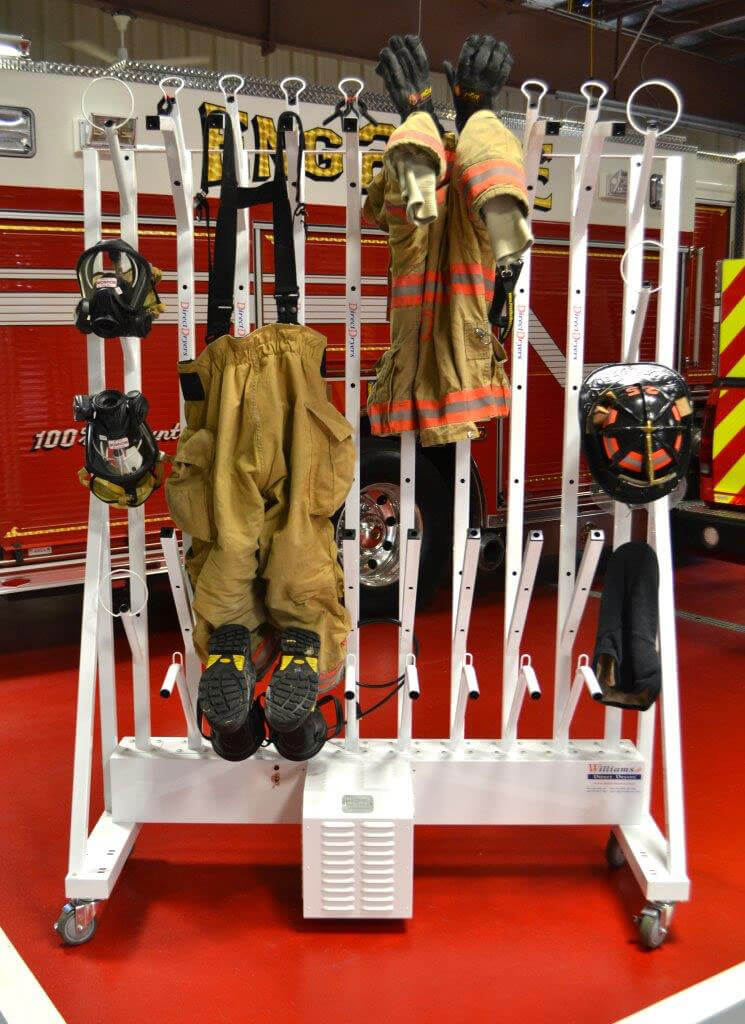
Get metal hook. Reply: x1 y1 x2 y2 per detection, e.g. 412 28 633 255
218 73 244 98
521 79 548 110
338 76 364 101
159 75 185 100
280 76 307 106
580 79 609 111
626 79 682 138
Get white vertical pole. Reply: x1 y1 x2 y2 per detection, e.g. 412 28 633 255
502 80 547 734
451 440 471 718
398 431 417 728
106 126 151 751
82 145 117 814
281 77 308 326
341 80 362 745
219 74 251 337
649 154 687 878
553 82 610 733
68 498 107 874
605 132 657 747
157 78 196 438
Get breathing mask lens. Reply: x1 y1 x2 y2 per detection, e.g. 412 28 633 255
75 240 159 339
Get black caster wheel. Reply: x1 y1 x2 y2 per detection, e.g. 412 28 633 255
635 902 674 950
54 902 98 946
605 831 626 869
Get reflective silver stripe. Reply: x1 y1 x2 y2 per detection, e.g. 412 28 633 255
417 393 507 420
391 282 426 297
371 394 509 426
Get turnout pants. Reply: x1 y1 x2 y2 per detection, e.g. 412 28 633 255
166 325 354 679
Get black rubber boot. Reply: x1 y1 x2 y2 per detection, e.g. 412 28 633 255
198 624 256 735
592 541 661 711
265 628 321 734
211 701 266 762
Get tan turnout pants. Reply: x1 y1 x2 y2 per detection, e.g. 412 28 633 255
166 324 354 679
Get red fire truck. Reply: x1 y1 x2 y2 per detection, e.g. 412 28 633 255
0 63 737 611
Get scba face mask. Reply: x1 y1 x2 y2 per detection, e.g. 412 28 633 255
74 239 164 339
74 389 164 508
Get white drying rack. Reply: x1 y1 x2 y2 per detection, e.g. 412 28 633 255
58 73 689 950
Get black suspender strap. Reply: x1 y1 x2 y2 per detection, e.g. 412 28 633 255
488 259 524 344
205 110 304 342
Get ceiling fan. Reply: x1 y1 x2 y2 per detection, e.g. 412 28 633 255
65 10 211 67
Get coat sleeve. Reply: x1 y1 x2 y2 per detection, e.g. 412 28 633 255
384 111 447 182
454 110 529 220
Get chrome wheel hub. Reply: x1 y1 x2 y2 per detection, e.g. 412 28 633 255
336 482 422 589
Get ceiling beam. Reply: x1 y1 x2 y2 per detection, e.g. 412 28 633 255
82 0 745 126
600 1 658 20
693 33 745 62
655 0 745 42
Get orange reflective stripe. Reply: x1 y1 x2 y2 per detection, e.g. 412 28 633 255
389 127 446 168
651 449 672 468
460 158 524 185
384 202 408 221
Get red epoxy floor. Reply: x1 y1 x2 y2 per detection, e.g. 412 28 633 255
1 552 743 1024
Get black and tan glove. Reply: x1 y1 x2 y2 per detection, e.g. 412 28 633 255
444 34 513 133
376 34 443 133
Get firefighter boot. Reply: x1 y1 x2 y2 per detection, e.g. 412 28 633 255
198 624 256 736
265 628 321 734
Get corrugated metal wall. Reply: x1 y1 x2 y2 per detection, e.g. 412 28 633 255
1 0 743 153
1 0 452 98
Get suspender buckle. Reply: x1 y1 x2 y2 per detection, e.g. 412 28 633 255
275 289 300 325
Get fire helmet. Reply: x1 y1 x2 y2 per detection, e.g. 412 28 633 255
579 362 693 505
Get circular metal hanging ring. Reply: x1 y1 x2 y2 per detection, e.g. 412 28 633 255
626 79 682 138
81 76 135 131
98 568 149 618
620 239 664 295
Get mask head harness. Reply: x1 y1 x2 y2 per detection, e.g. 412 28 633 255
75 239 159 339
579 362 693 505
74 389 164 508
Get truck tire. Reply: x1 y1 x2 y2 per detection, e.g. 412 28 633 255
336 439 451 618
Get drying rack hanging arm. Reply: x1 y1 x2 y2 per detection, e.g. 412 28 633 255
504 655 542 749
104 125 134 225
147 77 195 365
450 654 480 749
556 655 603 747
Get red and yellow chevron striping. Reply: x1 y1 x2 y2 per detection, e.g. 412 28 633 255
711 387 745 505
719 259 745 379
